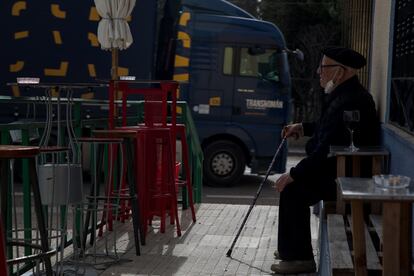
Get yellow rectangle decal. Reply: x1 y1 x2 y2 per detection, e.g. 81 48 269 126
209 97 221 106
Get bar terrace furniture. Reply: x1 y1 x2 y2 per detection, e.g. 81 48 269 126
0 145 55 275
337 176 413 276
329 146 389 214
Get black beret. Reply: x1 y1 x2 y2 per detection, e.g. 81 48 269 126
322 46 366 69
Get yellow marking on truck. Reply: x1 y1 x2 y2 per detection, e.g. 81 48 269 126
178 31 191 48
82 92 94 99
89 7 100 21
117 67 128 76
12 86 20 97
174 55 189 67
88 64 97 77
179 12 190 26
88 33 99 47
53 31 62 44
173 73 189 82
10 61 24 72
44 61 68 76
176 106 182 114
12 1 26 16
51 87 59 97
209 97 221 106
176 87 181 98
51 4 66 19
14 31 29 39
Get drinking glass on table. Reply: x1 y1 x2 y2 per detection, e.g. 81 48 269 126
343 110 360 152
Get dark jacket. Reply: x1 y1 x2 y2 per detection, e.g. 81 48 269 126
289 76 380 183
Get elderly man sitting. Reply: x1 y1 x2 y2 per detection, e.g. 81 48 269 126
271 46 380 274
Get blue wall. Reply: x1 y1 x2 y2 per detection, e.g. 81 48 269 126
382 124 414 178
382 123 414 261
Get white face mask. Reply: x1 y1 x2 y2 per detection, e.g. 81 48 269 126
324 68 340 94
324 80 335 94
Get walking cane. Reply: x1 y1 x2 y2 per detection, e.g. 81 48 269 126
226 136 287 257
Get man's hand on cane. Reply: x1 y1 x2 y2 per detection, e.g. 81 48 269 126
274 123 303 192
281 123 304 140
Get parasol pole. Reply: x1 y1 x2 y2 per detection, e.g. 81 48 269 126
111 47 119 128
111 48 119 81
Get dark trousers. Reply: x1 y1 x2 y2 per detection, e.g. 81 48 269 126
277 178 336 261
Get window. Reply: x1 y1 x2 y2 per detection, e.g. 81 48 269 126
239 48 280 82
390 0 414 133
223 47 234 75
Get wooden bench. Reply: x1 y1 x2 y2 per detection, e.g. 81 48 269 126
327 214 382 275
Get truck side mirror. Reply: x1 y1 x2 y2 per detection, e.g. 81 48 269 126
286 48 304 61
293 49 304 61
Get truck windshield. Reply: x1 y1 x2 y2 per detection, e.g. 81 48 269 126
239 48 280 82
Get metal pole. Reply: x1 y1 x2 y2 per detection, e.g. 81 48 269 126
226 137 287 257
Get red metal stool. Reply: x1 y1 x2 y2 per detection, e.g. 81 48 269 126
135 127 181 237
109 80 177 131
130 124 196 224
175 124 196 222
0 145 54 275
110 81 187 238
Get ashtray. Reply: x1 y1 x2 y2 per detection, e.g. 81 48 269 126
17 77 40 84
373 174 411 189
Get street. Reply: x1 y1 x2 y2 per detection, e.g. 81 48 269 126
202 155 302 206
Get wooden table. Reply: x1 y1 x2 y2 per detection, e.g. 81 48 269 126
337 177 413 276
330 146 389 213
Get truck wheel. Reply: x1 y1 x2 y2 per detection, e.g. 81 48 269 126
203 140 245 186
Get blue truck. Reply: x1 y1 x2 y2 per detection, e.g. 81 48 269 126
0 0 296 186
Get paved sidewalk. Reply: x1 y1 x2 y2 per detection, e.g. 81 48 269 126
95 203 318 276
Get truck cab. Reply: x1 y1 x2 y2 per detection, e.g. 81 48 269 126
0 0 291 187
169 0 291 185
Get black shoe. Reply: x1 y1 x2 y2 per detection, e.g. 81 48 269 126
270 259 316 274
